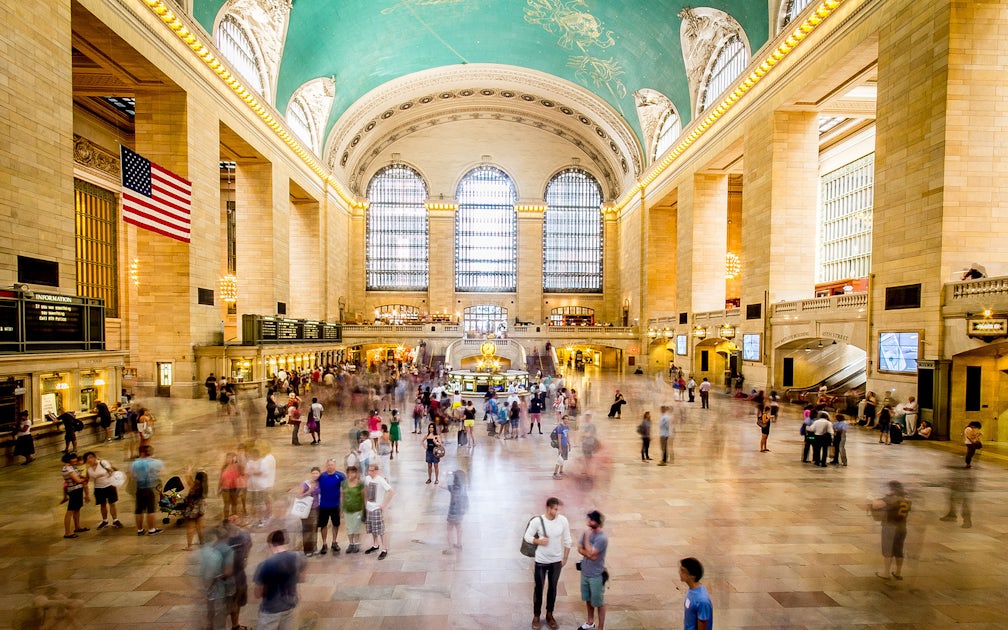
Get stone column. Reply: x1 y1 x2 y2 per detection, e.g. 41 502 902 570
426 204 456 321
131 88 220 395
234 161 289 319
289 187 321 319
741 110 818 309
677 173 728 314
0 0 74 287
516 205 544 324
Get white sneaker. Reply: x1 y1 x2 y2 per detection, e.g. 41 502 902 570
579 623 596 630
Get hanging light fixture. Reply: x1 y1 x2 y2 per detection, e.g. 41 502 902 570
647 328 658 340
693 325 707 338
219 274 238 305
725 252 741 279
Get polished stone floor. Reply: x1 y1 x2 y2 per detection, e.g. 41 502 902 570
3 369 1007 629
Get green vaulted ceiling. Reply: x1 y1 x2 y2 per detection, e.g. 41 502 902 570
194 0 769 145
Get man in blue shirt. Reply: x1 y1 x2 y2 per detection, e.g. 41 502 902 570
576 510 608 630
552 416 570 479
316 458 345 555
680 556 712 630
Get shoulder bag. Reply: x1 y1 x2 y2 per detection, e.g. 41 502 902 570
520 515 547 557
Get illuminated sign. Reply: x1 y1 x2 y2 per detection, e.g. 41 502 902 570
967 317 1008 339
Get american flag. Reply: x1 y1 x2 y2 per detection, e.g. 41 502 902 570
120 145 192 243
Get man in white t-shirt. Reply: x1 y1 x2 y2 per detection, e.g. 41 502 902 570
246 449 277 527
523 496 572 630
363 463 395 560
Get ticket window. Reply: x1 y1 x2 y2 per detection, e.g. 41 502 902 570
231 359 252 383
0 377 28 432
156 362 172 397
41 374 69 414
79 370 107 411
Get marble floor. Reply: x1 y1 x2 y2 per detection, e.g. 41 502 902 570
3 370 1007 629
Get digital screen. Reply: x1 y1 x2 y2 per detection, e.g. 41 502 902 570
878 331 919 373
742 334 760 362
676 334 687 356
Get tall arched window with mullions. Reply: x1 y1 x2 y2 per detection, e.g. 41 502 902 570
366 165 429 291
455 166 518 292
543 169 603 293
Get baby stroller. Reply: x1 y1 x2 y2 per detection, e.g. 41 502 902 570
158 476 186 525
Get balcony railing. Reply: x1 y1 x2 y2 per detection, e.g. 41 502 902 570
771 292 867 317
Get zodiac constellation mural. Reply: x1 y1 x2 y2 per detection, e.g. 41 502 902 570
525 0 627 102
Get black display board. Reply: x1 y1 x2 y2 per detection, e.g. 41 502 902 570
242 314 342 345
0 290 105 353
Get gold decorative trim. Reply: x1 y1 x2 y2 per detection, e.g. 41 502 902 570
616 0 846 212
140 0 364 208
73 134 121 179
515 203 547 213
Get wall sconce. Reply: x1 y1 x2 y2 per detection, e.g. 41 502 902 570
725 252 741 279
55 382 70 390
129 258 140 287
94 378 106 386
718 324 736 339
692 326 707 338
219 274 238 304
647 328 658 340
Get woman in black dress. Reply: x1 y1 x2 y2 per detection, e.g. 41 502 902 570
421 423 443 484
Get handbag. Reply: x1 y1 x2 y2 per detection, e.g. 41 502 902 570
520 515 547 557
289 495 313 519
974 440 983 449
109 471 127 488
432 445 446 459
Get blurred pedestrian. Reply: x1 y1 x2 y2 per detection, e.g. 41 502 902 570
199 525 234 630
253 530 307 630
658 406 672 466
964 421 982 468
442 469 468 554
870 480 911 580
13 410 35 465
637 411 652 462
61 452 89 539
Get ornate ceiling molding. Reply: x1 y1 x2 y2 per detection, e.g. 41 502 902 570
324 64 643 191
344 104 622 199
215 0 292 102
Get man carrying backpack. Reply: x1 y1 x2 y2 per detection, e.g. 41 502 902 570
551 416 570 479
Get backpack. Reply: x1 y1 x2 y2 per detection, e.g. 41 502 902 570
549 427 559 449
637 422 646 436
73 418 84 432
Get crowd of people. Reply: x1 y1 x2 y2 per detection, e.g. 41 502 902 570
34 355 995 630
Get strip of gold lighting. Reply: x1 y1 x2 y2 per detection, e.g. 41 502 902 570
614 0 846 213
140 0 363 208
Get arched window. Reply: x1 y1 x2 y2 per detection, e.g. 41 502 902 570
779 0 814 32
463 304 508 336
652 106 682 161
366 165 429 291
817 153 874 284
216 14 266 96
286 97 314 152
455 166 518 292
543 169 603 293
698 33 748 114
